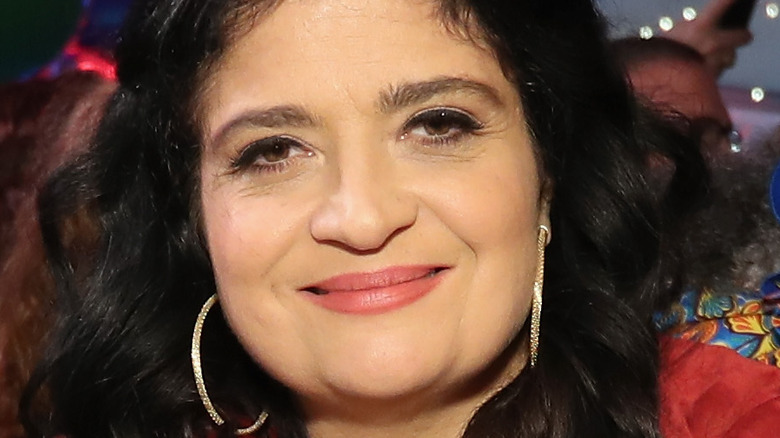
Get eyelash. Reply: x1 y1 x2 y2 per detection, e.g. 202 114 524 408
228 108 482 174
230 136 313 174
401 107 483 146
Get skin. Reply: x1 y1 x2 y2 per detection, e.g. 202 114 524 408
627 58 734 159
627 58 731 125
198 1 550 436
666 0 752 77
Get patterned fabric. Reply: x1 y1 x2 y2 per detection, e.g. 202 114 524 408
656 273 780 368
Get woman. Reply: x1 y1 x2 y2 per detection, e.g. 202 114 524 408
23 0 776 437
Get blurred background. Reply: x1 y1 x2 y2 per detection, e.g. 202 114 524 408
598 0 780 152
0 0 131 82
0 0 778 144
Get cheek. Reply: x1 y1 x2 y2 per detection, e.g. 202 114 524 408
202 193 269 285
457 179 537 244
430 145 542 251
199 188 301 357
200 170 304 287
422 143 543 360
200 185 313 376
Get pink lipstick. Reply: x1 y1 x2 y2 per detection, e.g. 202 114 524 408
300 265 448 315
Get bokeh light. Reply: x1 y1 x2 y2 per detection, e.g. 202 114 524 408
751 87 766 103
729 130 743 153
767 3 779 19
682 7 698 21
659 16 674 31
639 26 654 39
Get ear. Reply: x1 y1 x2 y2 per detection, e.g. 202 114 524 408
537 178 553 245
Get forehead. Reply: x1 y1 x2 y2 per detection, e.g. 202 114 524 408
198 0 515 134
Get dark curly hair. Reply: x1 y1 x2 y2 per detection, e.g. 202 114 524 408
23 1 704 437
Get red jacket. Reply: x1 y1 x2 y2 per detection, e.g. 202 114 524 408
659 336 780 437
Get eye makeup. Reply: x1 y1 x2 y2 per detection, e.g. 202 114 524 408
229 135 314 174
401 107 484 147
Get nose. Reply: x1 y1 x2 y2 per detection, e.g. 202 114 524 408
309 156 418 252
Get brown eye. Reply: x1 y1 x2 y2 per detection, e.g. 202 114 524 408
261 140 293 162
230 136 313 173
402 108 483 146
423 110 460 136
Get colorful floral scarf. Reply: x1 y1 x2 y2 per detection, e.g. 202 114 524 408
656 273 780 368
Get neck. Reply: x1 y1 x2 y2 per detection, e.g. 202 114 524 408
301 337 527 438
304 401 472 438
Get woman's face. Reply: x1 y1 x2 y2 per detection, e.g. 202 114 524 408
199 0 549 413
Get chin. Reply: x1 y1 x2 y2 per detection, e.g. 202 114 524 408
321 351 453 399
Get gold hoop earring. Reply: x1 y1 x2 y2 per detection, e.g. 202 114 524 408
192 294 268 435
530 225 549 368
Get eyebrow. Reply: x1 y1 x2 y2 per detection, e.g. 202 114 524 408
209 105 317 147
378 77 504 113
208 77 504 148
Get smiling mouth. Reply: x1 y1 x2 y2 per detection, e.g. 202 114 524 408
301 266 448 295
299 265 450 314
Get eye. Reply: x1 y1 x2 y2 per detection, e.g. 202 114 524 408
230 136 314 174
401 108 483 146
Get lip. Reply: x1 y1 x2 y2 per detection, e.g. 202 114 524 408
300 265 449 315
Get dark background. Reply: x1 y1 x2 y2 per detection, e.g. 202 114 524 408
0 0 132 82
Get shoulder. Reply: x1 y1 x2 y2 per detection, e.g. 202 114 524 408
659 336 780 437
